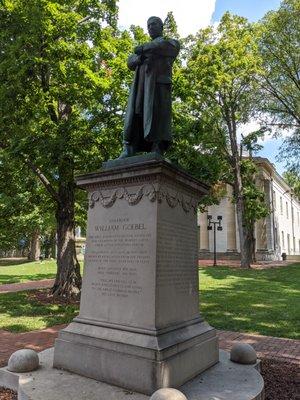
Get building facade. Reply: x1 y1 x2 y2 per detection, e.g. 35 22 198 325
198 157 300 261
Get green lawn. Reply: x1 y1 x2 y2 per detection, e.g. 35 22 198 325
0 259 57 284
0 259 84 285
200 264 300 340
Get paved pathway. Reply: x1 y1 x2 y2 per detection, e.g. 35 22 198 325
0 324 65 367
0 325 299 368
218 330 300 365
0 279 54 293
199 259 294 269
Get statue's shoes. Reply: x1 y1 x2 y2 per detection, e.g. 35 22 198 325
118 144 136 159
151 142 164 155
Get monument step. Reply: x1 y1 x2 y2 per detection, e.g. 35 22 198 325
0 348 264 400
53 320 219 394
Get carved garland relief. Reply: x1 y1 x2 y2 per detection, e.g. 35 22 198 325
89 184 198 213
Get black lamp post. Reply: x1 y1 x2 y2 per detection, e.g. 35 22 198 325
207 215 223 266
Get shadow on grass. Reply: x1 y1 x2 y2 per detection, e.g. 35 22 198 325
0 290 79 332
0 273 56 285
0 259 32 267
199 264 300 339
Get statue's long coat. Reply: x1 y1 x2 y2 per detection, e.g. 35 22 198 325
123 36 180 150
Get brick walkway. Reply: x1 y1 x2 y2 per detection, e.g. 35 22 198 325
0 325 299 368
199 259 294 269
0 279 54 293
218 330 300 365
0 324 65 367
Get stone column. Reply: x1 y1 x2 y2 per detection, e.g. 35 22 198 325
264 179 275 251
199 211 209 251
256 218 267 250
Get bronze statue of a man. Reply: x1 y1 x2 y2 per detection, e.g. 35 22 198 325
119 16 180 158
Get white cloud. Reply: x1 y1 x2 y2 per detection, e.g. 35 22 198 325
237 121 261 143
118 0 217 37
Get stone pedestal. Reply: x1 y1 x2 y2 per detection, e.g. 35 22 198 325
53 155 219 395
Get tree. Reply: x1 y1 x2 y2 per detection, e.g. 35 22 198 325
283 170 300 200
0 0 134 298
182 13 268 267
0 150 56 259
163 11 180 40
259 0 300 171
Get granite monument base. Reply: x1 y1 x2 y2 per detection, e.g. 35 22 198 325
53 155 219 394
54 320 218 394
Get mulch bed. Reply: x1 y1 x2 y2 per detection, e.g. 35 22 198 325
1 358 298 400
261 358 300 400
0 388 17 400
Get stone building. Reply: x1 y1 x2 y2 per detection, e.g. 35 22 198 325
198 157 300 261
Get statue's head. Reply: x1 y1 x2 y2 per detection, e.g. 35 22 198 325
147 16 163 39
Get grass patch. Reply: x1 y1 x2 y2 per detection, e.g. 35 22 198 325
0 260 57 285
199 263 300 339
0 259 84 285
0 289 79 332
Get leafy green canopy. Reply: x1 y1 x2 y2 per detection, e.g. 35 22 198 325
0 0 138 253
259 0 300 172
283 170 300 200
0 150 55 251
0 0 130 174
172 13 268 222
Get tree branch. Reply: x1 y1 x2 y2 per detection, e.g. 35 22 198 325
24 158 60 204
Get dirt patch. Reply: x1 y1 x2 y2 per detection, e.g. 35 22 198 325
261 358 300 400
0 387 17 400
26 289 80 305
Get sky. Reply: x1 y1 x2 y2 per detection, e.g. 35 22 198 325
117 0 286 174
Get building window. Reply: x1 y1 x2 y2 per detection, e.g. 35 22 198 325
281 231 285 249
280 197 283 214
287 234 290 254
286 202 289 219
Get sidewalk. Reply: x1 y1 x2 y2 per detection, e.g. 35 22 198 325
0 279 54 294
218 330 300 365
0 324 299 368
199 259 294 269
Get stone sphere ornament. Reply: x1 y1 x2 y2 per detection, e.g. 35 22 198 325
8 349 39 372
150 388 188 400
230 343 257 365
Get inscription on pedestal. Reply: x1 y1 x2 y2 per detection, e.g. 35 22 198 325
157 218 198 295
79 198 156 329
155 203 200 327
86 221 151 299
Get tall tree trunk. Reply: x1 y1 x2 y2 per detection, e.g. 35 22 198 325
235 191 251 268
227 113 252 269
52 163 81 299
232 158 252 268
248 225 256 263
28 228 41 261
